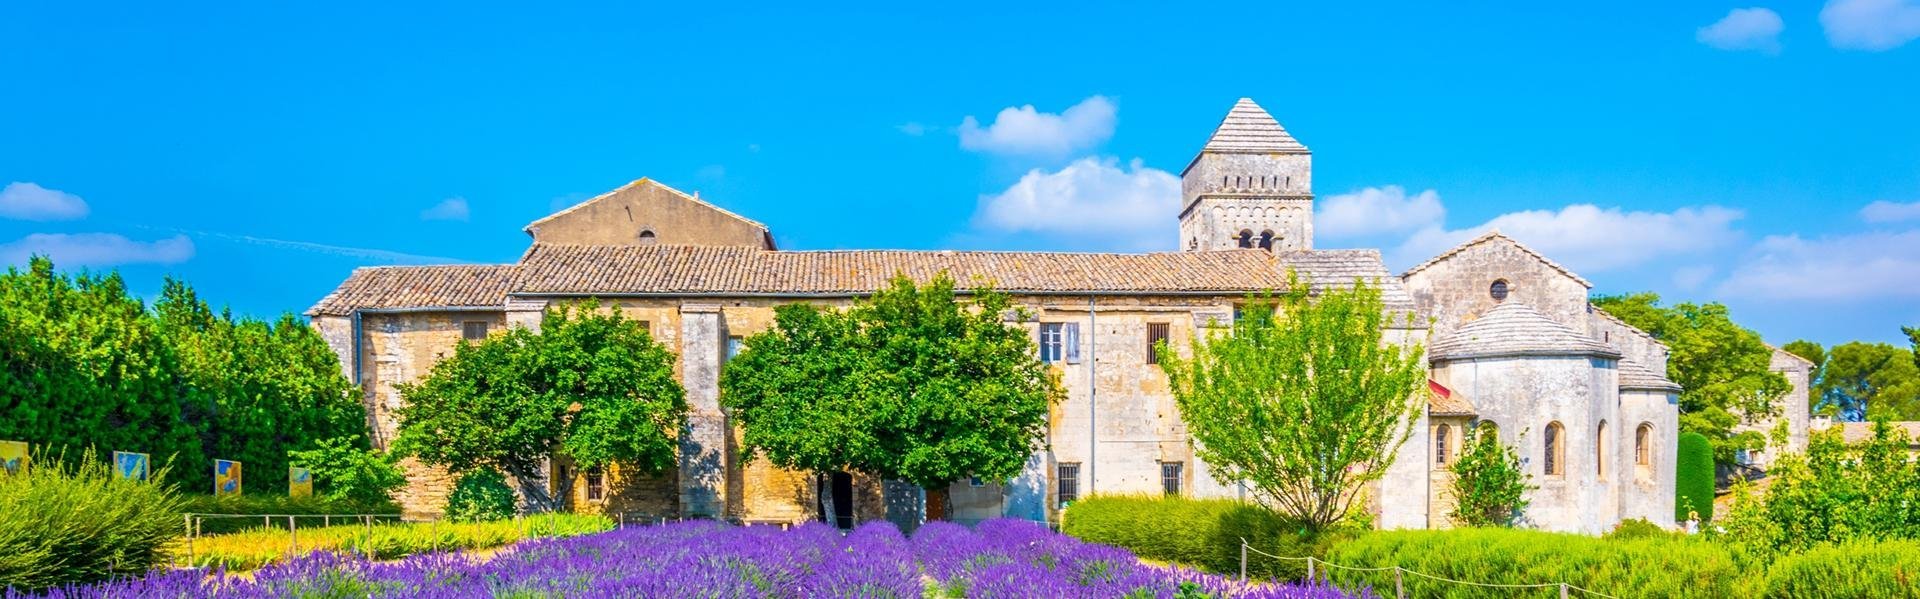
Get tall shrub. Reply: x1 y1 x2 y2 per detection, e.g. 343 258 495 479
1675 432 1714 523
287 436 407 506
0 451 184 591
1448 424 1531 527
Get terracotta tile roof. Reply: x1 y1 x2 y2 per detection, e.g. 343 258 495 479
307 265 519 316
513 245 1414 304
1429 301 1621 361
1401 231 1593 288
308 245 1419 315
1837 421 1920 445
1618 357 1682 392
1428 380 1477 416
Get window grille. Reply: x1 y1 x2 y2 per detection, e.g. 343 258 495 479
1056 463 1080 507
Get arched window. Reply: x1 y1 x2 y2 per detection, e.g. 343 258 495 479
1434 424 1452 467
1636 423 1653 467
1237 230 1255 248
638 229 658 246
1544 422 1565 477
1596 421 1608 479
1490 279 1510 302
1258 230 1275 250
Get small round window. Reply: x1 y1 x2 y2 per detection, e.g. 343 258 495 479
1490 279 1510 302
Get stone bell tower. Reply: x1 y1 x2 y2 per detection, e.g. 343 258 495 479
1178 98 1313 252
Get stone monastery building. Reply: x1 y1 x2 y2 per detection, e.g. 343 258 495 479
310 98 1773 533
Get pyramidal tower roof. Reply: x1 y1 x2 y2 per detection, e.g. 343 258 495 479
1201 98 1309 154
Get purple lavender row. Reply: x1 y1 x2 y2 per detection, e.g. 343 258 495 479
14 518 1363 598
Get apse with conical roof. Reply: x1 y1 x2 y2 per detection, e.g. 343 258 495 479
1179 98 1315 253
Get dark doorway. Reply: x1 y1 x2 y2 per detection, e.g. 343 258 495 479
823 471 854 529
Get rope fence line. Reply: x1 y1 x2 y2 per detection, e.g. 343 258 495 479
1238 538 1620 599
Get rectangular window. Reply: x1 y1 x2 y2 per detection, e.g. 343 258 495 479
726 336 743 362
461 321 489 341
969 476 984 488
585 467 604 502
1160 461 1183 496
1056 463 1080 507
1146 323 1170 365
1039 323 1065 363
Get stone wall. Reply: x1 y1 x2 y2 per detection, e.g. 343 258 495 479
1736 347 1813 469
1179 151 1313 251
525 179 771 249
1619 389 1679 527
1402 237 1591 340
1425 415 1472 528
1433 355 1622 534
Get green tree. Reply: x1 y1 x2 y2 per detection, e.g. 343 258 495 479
1906 326 1920 368
1448 424 1532 527
445 469 517 522
1718 420 1920 557
1675 432 1715 523
1159 274 1426 531
1819 341 1920 421
288 436 407 506
0 258 368 494
394 302 686 512
722 273 1057 521
1592 293 1789 464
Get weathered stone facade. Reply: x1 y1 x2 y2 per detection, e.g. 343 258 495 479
305 97 1771 534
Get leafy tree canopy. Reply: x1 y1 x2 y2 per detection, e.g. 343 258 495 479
721 273 1057 518
1159 274 1426 531
1785 339 1920 422
0 257 365 492
395 301 685 512
1719 420 1920 557
1591 293 1789 464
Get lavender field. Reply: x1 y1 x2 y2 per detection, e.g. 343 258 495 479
16 518 1365 598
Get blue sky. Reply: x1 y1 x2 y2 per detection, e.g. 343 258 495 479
2 2 1917 346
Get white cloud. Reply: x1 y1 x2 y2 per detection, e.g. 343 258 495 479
1395 204 1745 273
959 96 1117 156
1719 229 1920 300
420 197 470 221
1315 186 1446 240
1821 0 1920 50
0 182 89 221
1861 199 1920 222
1697 8 1786 53
972 157 1178 241
1 233 194 267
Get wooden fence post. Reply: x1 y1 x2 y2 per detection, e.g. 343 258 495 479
1394 566 1404 598
1560 583 1570 599
1307 556 1316 583
184 515 194 565
1239 541 1247 582
287 515 297 558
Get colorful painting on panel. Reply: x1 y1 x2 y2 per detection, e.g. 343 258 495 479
214 459 242 495
113 451 150 481
0 441 26 476
289 466 313 498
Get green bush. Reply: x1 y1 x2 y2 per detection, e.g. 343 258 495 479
1762 539 1920 598
1603 517 1674 541
288 436 408 506
1676 431 1715 522
1061 495 1344 581
0 451 184 591
1325 528 1741 598
446 469 516 522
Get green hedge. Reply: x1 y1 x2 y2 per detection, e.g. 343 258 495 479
181 493 401 535
1061 495 1344 581
1324 528 1743 598
0 453 184 591
1762 540 1920 598
1676 431 1715 522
